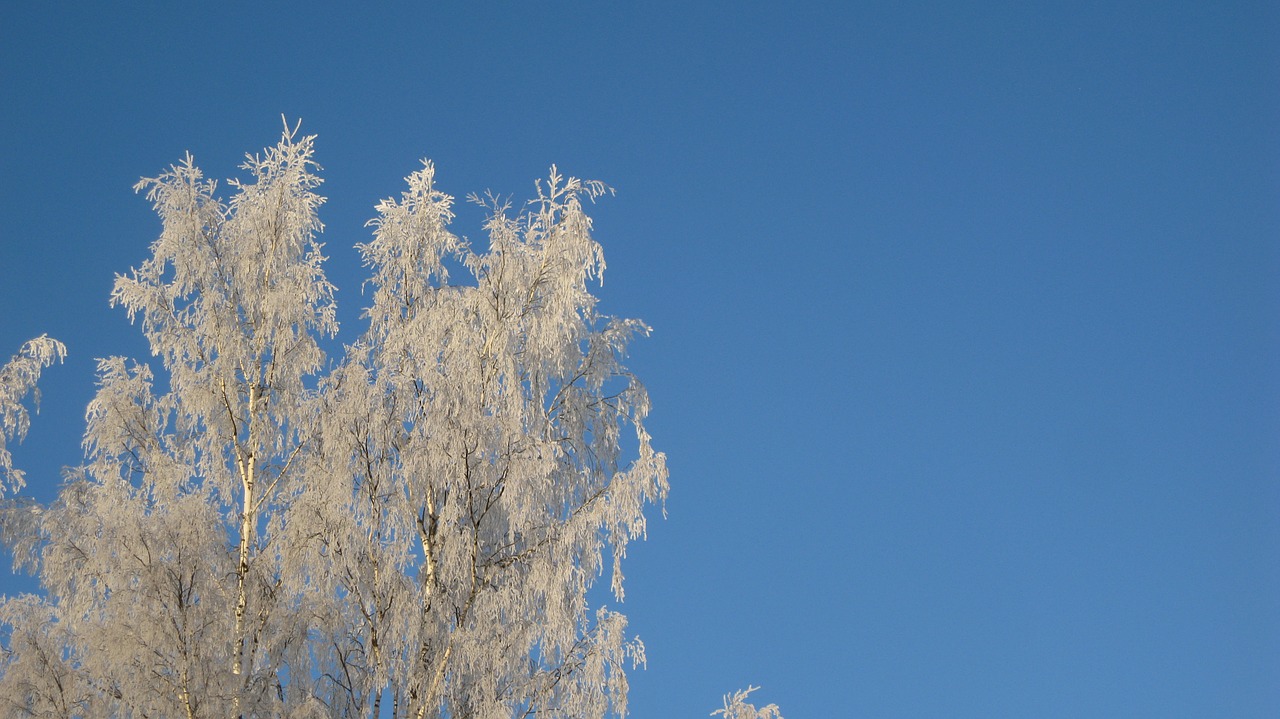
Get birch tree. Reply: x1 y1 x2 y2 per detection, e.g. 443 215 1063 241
0 125 780 719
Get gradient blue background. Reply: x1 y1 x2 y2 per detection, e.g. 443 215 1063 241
2 3 1277 716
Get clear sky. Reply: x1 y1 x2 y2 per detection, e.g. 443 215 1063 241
1 2 1277 717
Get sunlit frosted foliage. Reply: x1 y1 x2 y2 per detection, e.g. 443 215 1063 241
712 687 784 719
0 336 65 495
0 126 736 719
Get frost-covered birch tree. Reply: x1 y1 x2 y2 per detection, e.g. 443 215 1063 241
0 126 780 719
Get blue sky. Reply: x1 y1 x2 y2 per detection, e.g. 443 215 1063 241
1 2 1277 716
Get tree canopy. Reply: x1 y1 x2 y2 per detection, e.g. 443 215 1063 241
0 126 781 719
